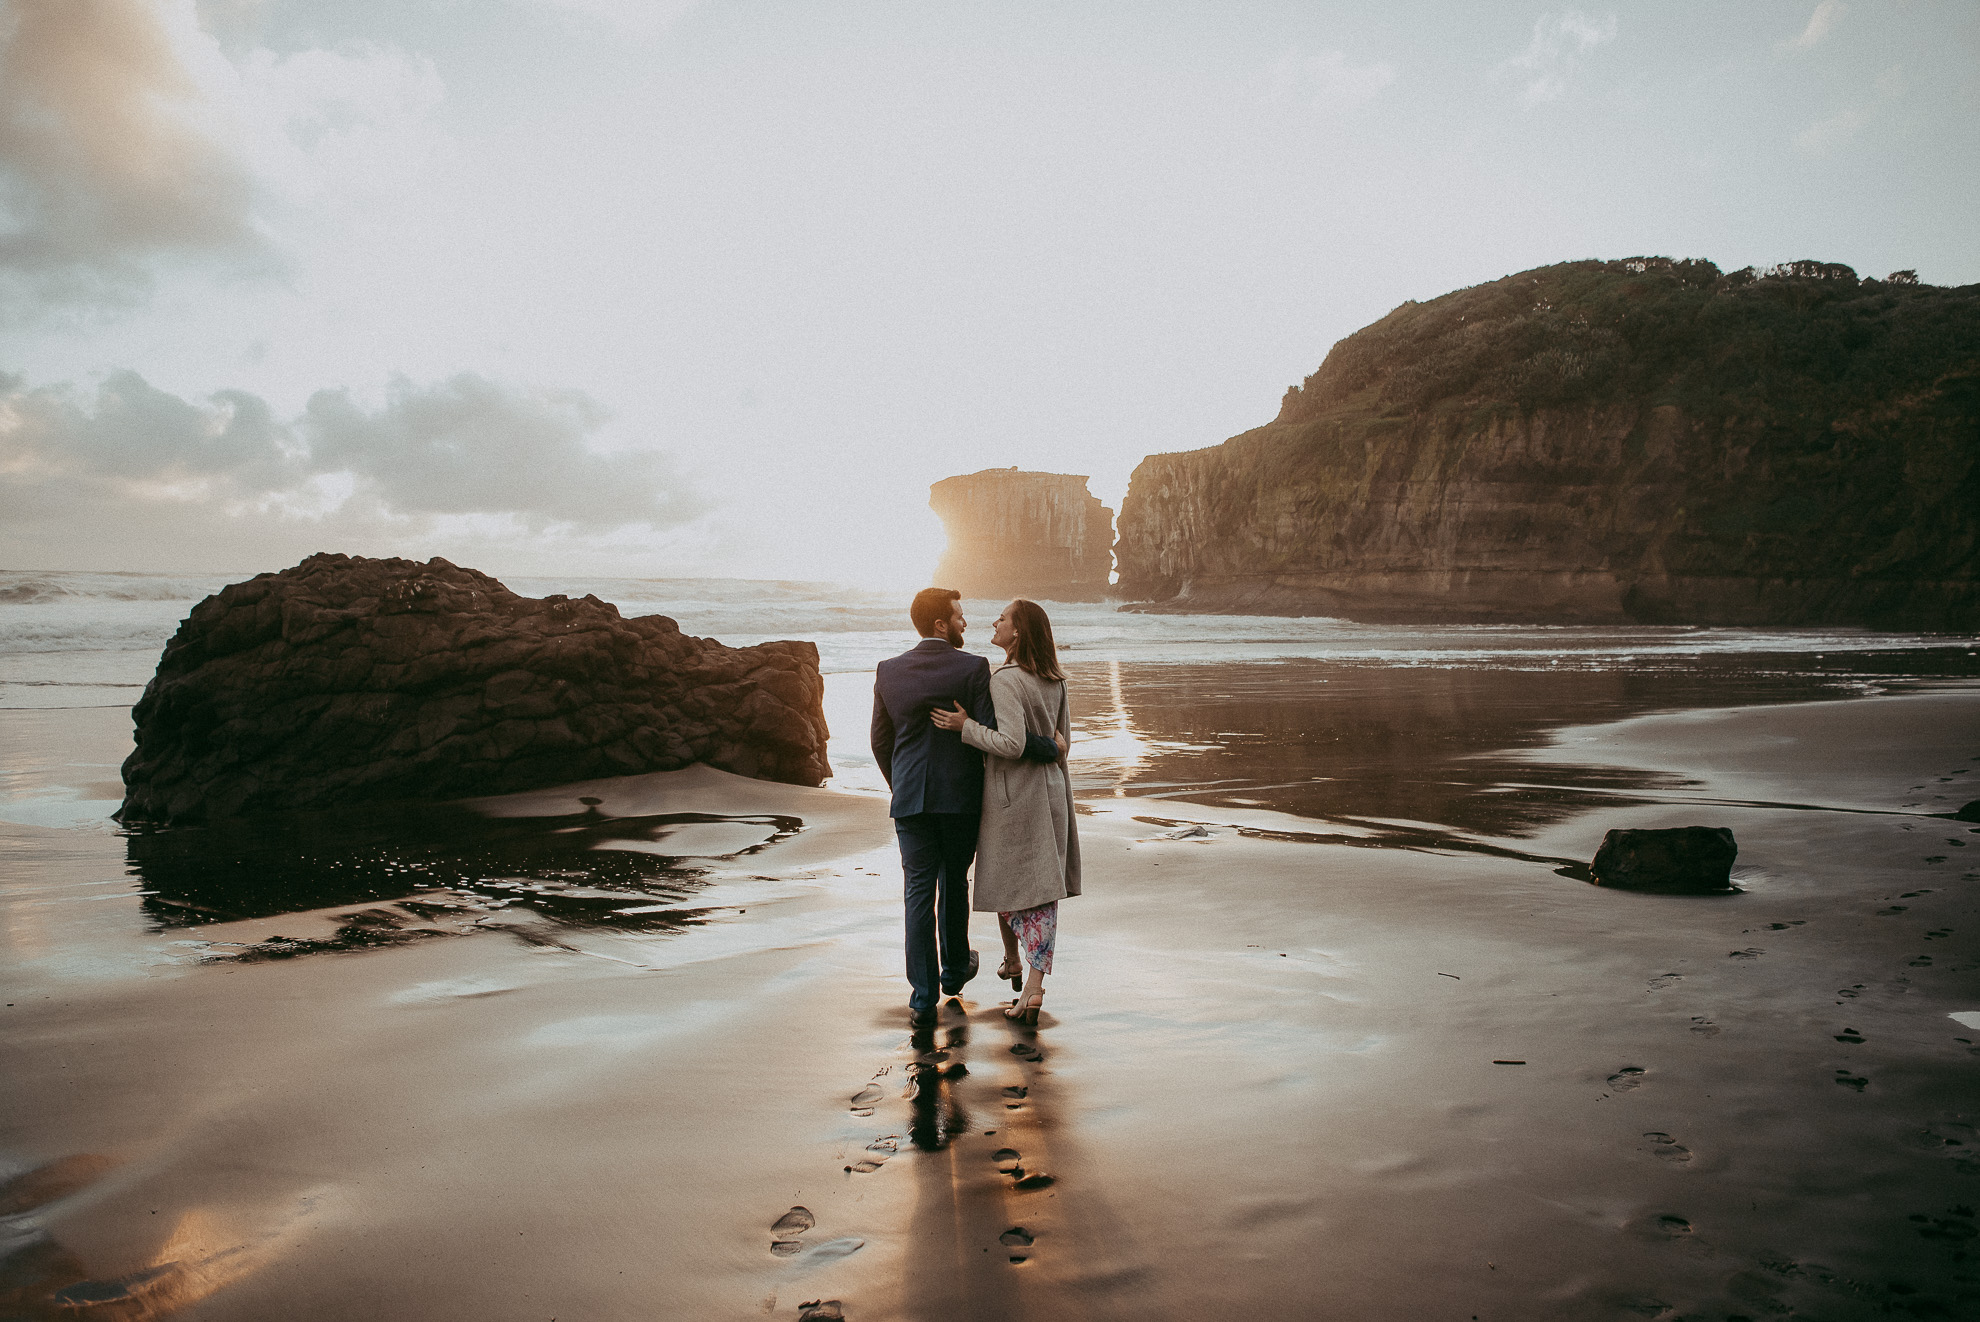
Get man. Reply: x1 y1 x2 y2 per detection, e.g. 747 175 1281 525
872 588 1062 1027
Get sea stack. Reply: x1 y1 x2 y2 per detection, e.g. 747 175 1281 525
118 553 831 825
929 468 1115 601
1114 258 1980 627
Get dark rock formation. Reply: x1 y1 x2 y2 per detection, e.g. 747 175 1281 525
1590 826 1738 892
118 554 829 825
1116 258 1980 626
929 469 1114 601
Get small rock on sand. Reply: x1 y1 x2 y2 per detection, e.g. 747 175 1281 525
1590 826 1737 892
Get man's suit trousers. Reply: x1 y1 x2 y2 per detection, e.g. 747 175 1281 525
894 811 978 1013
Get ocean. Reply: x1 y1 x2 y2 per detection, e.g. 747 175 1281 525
4 566 1978 825
6 568 1976 698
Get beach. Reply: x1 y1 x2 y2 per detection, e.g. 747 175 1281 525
3 576 1979 1320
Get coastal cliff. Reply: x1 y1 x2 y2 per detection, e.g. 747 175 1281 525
930 468 1114 600
1115 259 1980 626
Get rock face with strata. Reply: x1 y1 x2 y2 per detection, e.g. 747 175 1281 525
1115 258 1980 626
118 554 830 825
929 469 1114 601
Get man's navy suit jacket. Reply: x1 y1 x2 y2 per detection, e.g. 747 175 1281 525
870 638 997 819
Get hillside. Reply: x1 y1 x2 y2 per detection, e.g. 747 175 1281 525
1114 258 1980 626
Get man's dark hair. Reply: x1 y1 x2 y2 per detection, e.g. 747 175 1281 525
911 587 961 637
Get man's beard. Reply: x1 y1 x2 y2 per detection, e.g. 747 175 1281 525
940 621 964 647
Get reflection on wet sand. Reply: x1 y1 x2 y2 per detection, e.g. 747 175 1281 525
1066 653 1978 838
826 993 1158 1322
0 1158 325 1322
1128 812 1602 881
895 1012 1036 1322
122 804 803 960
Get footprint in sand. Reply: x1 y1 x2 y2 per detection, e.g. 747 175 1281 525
1642 1132 1692 1163
1879 906 1909 916
770 1206 815 1256
849 1085 883 1108
1627 1214 1693 1240
1766 920 1807 931
1834 1069 1869 1091
1913 1128 1980 1174
1927 929 1953 940
1728 948 1764 959
1009 1043 1042 1061
1910 955 1934 967
1607 1067 1647 1092
1689 1017 1721 1036
989 1147 1054 1189
1834 1027 1866 1043
1837 985 1866 999
1910 1208 1980 1243
999 1227 1035 1247
1002 1086 1028 1099
52 1266 177 1308
846 1136 897 1174
1647 973 1683 991
798 1301 843 1321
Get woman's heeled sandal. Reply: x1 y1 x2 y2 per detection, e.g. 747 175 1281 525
997 959 1022 992
1004 992 1043 1026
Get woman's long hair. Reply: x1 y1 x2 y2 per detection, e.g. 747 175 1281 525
1005 599 1063 682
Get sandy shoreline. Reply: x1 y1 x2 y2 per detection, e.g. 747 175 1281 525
3 686 1978 1320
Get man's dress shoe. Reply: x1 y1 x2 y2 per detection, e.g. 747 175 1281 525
942 950 979 998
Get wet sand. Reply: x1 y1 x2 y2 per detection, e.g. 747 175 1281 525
3 683 1979 1320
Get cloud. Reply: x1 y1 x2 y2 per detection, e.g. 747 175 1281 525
532 0 706 37
1793 104 1871 155
0 0 265 295
0 369 703 568
1786 1 1846 50
1497 10 1619 103
1792 61 1904 156
300 375 700 531
0 0 448 315
1265 48 1398 110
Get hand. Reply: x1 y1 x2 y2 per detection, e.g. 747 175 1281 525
1054 730 1068 758
930 700 968 731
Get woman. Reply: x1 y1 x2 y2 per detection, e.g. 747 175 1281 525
930 599 1080 1025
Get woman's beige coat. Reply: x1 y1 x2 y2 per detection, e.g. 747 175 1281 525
960 664 1081 913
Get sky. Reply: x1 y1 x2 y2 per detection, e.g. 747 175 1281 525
2 0 1975 587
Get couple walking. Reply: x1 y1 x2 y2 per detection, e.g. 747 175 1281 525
870 588 1082 1030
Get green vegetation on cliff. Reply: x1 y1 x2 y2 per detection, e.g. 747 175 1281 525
1278 258 1973 430
1117 258 1980 626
